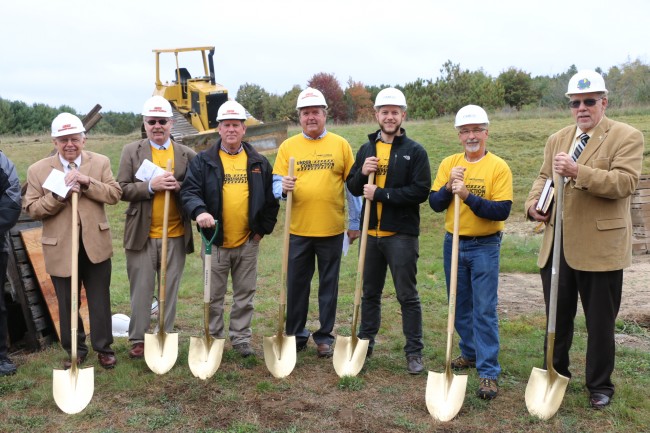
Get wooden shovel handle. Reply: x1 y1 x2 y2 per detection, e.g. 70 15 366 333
277 157 294 333
159 159 172 330
70 192 79 365
444 194 461 368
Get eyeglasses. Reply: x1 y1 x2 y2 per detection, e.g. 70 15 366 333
145 119 169 126
458 128 486 136
568 97 604 109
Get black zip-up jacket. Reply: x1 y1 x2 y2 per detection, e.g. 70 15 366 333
346 129 431 236
181 140 279 246
0 151 21 253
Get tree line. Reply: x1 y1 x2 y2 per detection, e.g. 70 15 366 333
2 59 648 136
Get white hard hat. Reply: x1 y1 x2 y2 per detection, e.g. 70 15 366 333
142 95 173 117
217 100 247 121
454 105 489 128
111 313 130 337
296 87 328 109
374 87 407 109
566 70 608 96
51 113 85 137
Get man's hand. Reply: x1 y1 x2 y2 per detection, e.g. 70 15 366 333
527 203 551 223
451 179 469 200
363 184 377 201
281 175 297 195
151 171 179 192
446 166 466 192
347 229 360 244
196 212 216 229
361 157 379 176
554 152 578 179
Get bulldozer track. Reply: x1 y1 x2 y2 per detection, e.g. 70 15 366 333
170 108 199 145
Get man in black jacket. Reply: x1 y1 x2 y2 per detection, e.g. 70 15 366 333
346 88 431 374
181 101 279 357
0 151 22 376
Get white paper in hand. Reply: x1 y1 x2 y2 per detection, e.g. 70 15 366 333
342 231 350 256
135 159 166 181
42 169 71 198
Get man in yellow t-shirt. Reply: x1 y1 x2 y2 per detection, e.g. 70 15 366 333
182 101 279 357
117 96 196 360
346 88 431 375
272 88 361 358
430 105 513 400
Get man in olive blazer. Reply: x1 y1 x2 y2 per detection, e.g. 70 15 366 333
24 113 122 369
117 96 196 359
526 70 644 409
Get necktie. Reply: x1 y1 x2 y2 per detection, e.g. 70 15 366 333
572 133 589 161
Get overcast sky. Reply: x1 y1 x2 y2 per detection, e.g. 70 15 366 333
2 0 648 115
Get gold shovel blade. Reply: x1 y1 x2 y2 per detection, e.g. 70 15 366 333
525 367 570 420
425 370 468 422
332 336 369 377
188 336 225 380
144 332 179 375
52 366 94 414
263 334 297 378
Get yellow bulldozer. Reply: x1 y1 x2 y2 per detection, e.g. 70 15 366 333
146 46 288 152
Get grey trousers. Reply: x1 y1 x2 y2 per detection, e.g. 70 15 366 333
126 236 186 343
207 238 259 345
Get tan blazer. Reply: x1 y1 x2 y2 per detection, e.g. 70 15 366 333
525 116 644 271
23 151 122 277
117 138 196 253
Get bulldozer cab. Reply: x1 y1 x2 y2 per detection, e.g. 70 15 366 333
153 46 227 132
148 46 288 152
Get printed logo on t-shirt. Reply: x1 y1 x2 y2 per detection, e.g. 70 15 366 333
297 158 335 171
224 173 248 184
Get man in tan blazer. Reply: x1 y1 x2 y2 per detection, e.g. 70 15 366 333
117 96 196 359
24 113 122 369
526 70 644 409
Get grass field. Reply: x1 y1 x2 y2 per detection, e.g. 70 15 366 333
1 108 649 432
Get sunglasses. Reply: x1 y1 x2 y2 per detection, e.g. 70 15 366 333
568 97 604 109
145 119 169 126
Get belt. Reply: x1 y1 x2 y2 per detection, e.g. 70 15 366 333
453 232 501 241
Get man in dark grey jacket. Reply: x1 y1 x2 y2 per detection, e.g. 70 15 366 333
0 151 22 376
181 101 279 357
346 88 431 374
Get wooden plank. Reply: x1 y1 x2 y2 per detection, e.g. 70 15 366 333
20 227 90 341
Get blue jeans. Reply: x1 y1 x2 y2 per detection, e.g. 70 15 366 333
358 234 423 356
444 232 502 380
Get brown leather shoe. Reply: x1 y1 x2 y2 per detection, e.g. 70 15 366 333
316 343 333 358
129 342 144 359
63 354 86 370
98 352 117 369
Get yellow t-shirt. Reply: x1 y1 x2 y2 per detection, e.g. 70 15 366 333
370 140 396 238
220 150 250 248
273 132 354 237
432 152 513 236
149 145 184 239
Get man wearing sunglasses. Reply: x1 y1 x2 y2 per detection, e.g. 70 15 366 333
526 70 644 409
117 96 197 360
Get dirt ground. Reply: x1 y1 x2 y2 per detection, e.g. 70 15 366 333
499 220 650 351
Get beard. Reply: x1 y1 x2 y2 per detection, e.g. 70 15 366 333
380 121 402 137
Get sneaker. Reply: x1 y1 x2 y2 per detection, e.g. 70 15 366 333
233 342 256 358
0 358 17 377
406 355 424 375
450 355 476 369
477 377 498 400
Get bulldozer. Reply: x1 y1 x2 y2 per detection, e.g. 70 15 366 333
146 46 288 152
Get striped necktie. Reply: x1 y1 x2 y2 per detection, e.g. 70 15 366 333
572 133 589 161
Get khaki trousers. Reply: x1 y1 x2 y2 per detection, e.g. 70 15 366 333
207 238 259 345
126 236 186 342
